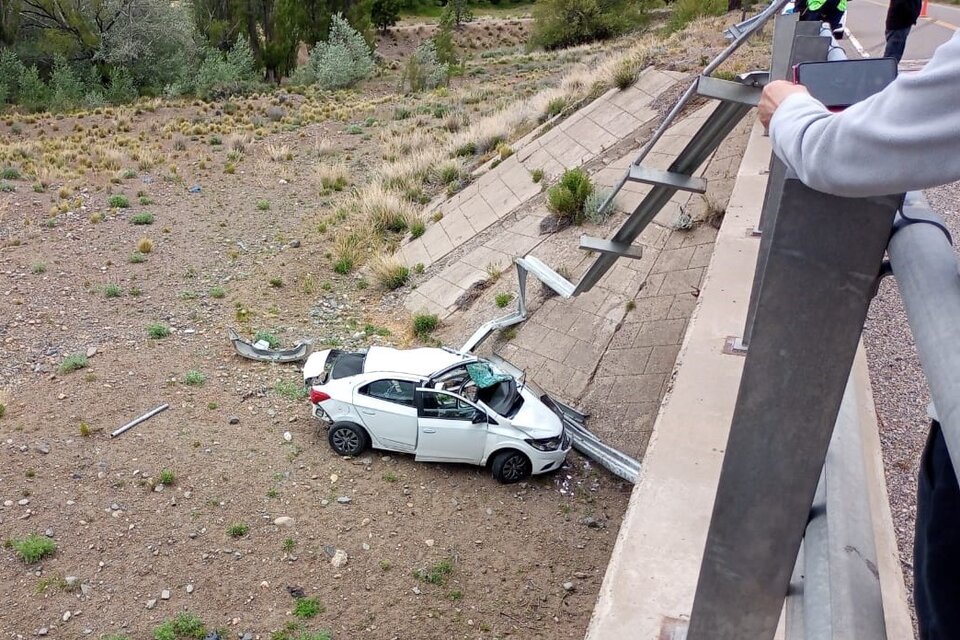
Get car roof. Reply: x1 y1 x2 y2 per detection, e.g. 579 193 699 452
363 346 467 378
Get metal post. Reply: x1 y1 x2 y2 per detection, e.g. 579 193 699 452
888 192 960 475
686 180 901 639
742 25 835 347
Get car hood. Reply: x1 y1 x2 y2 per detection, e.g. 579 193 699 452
508 391 563 439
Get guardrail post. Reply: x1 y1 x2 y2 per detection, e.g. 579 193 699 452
742 21 833 347
686 180 901 639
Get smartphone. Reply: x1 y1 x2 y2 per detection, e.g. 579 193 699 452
793 58 898 110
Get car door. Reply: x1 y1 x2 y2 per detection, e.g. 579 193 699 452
414 388 488 464
353 379 418 452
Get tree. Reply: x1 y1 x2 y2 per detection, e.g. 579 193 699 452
433 5 458 68
448 0 473 26
371 0 400 32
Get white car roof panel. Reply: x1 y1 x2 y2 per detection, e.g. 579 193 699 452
363 346 465 378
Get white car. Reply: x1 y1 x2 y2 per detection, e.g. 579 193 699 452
302 346 571 483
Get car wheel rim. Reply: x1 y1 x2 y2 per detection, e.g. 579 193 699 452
333 429 358 453
503 455 526 481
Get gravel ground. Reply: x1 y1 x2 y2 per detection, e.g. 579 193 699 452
863 181 960 631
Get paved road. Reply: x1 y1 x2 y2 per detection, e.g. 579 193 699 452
842 0 958 63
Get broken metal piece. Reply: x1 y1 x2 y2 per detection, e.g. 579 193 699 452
111 403 169 438
229 328 312 363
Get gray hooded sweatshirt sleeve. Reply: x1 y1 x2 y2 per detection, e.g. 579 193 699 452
769 30 960 198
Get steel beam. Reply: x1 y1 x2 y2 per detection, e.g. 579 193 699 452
574 98 753 295
696 75 762 107
888 192 960 477
743 26 836 346
627 165 708 193
579 235 643 259
686 180 901 640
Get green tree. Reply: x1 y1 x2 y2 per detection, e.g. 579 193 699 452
371 0 399 32
47 54 83 111
447 0 473 26
433 5 458 68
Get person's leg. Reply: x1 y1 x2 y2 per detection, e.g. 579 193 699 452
914 421 960 639
884 26 912 62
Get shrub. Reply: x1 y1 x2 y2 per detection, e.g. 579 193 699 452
532 0 650 50
106 67 138 105
59 354 89 373
401 41 449 93
109 194 130 208
182 370 205 386
158 469 176 485
193 37 260 100
495 292 514 308
333 233 365 274
547 169 594 224
613 57 640 90
48 55 84 112
531 168 545 183
668 0 726 32
414 557 454 585
1 166 20 180
256 199 270 211
9 534 56 563
18 65 50 113
153 612 205 640
129 252 147 263
372 0 401 31
137 237 154 253
296 15 374 90
410 220 426 239
104 284 123 298
227 523 249 538
584 188 613 223
254 330 280 348
413 313 439 338
209 286 225 299
130 212 154 225
293 597 325 619
148 323 170 339
370 255 410 290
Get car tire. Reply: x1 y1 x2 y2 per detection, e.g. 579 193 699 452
328 422 369 457
491 450 532 484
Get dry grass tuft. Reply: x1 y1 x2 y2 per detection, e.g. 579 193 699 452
315 161 351 192
265 143 292 162
369 253 411 290
357 183 418 234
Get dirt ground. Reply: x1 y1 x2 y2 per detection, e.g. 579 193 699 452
0 12 762 638
0 18 639 640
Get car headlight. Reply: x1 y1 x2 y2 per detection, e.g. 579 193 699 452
526 436 562 451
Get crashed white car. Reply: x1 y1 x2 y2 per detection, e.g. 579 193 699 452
302 346 571 483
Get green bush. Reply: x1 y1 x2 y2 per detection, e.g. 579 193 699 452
192 38 260 100
106 67 138 105
0 50 25 104
131 212 154 225
413 313 439 338
227 523 249 538
153 612 205 640
372 0 401 31
109 194 130 208
59 354 89 373
295 14 374 90
293 596 325 619
18 65 50 113
48 55 84 112
668 0 727 32
532 0 651 50
148 323 171 339
401 41 449 93
9 534 57 563
254 330 280 348
547 169 594 223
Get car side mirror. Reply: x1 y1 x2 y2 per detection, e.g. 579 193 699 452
472 410 487 424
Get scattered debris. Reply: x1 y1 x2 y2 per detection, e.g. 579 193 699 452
228 328 311 364
111 404 170 438
188 185 202 193
286 586 305 599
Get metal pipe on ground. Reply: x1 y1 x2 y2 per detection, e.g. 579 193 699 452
887 191 960 476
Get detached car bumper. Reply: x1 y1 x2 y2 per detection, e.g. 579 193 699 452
312 404 333 424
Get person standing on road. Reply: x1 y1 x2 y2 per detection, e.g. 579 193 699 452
798 0 848 39
885 0 923 62
757 30 960 640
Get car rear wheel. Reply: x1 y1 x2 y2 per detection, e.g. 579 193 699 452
491 450 531 484
328 422 369 457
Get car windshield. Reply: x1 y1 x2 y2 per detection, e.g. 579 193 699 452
330 352 366 380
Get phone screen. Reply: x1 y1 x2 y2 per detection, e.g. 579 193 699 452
794 59 898 109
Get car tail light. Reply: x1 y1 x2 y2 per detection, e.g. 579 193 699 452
309 389 330 405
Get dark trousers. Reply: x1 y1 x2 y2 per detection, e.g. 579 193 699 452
915 421 960 639
884 26 913 63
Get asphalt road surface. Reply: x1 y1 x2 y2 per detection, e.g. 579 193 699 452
842 0 958 64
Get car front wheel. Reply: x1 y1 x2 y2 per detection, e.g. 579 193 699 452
492 450 531 484
328 422 369 457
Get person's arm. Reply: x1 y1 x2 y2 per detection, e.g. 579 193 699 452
767 30 960 198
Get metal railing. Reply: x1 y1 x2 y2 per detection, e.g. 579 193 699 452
687 16 946 640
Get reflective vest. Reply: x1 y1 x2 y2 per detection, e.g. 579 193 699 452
808 0 848 11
